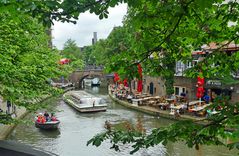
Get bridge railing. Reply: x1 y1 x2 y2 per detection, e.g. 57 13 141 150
83 65 104 70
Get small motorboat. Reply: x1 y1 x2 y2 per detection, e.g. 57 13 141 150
35 113 60 130
35 120 60 130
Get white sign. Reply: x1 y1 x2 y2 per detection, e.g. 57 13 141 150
206 80 221 86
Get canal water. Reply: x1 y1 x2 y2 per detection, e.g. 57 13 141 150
7 86 237 156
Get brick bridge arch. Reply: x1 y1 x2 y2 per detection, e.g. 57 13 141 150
69 69 104 89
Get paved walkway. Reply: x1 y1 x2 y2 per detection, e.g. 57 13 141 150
0 100 27 140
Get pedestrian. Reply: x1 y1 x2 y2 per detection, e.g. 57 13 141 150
203 94 210 104
7 100 11 114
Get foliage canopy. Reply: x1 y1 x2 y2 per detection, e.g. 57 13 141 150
1 0 239 154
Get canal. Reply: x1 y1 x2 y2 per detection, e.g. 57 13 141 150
7 86 237 156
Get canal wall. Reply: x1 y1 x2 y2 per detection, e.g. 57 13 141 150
109 93 208 124
0 87 75 140
0 104 28 140
0 93 60 140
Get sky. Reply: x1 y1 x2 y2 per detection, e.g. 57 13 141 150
52 3 127 50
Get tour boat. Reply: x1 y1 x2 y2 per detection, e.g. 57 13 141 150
91 78 100 87
63 91 107 113
35 120 60 130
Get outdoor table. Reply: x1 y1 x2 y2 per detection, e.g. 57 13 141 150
211 110 219 115
126 96 133 103
189 106 205 112
131 98 143 106
189 104 210 116
157 103 169 110
142 97 154 100
140 97 154 105
166 99 174 104
154 96 161 99
189 100 205 106
170 104 184 110
147 100 155 106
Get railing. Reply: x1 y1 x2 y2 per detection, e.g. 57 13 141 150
83 65 104 70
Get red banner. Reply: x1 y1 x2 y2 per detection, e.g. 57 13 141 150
114 73 120 82
196 75 204 98
137 64 143 92
123 79 128 87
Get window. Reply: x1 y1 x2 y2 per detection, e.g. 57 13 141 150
175 87 179 95
174 86 186 95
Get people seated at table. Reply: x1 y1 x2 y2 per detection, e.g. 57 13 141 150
126 93 133 103
203 94 210 104
180 91 186 97
170 94 176 104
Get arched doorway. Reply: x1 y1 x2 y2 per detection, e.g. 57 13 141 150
149 82 154 95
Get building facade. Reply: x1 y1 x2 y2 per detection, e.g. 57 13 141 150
174 42 239 103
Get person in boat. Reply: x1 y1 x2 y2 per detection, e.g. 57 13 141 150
50 113 57 121
44 111 50 121
37 113 46 123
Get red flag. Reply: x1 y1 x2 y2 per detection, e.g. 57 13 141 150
123 79 128 87
114 73 120 82
196 75 204 98
137 64 143 92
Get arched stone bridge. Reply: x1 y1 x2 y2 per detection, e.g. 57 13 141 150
69 69 105 89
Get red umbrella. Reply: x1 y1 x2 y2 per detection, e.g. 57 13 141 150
59 58 70 65
137 64 143 92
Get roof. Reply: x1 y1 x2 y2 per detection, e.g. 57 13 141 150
192 51 206 55
202 42 239 51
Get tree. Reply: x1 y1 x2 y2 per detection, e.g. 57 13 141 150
91 39 108 65
82 46 94 65
62 39 82 59
61 39 84 69
0 0 131 26
0 11 71 123
87 0 239 154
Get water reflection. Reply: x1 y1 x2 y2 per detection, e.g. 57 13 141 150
91 86 99 94
37 129 61 138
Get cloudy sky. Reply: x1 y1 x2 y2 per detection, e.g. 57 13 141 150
52 3 127 50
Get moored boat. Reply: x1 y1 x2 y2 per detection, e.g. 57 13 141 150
63 90 107 113
91 78 100 87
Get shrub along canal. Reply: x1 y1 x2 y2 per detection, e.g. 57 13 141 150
7 86 237 156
